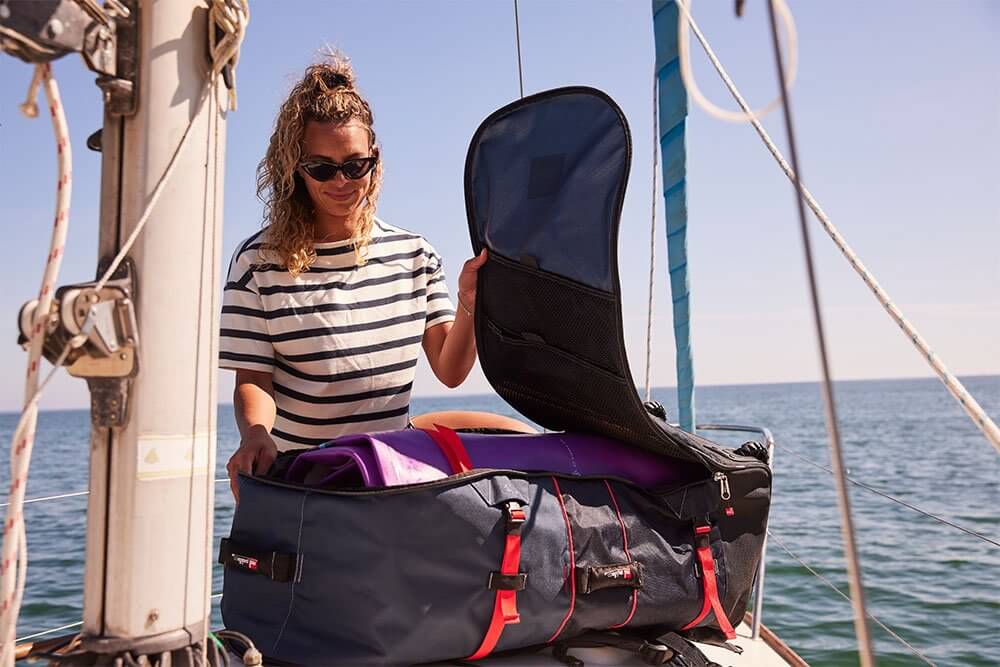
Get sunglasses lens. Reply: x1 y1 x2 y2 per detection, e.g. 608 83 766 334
303 163 338 181
342 158 375 180
301 157 376 181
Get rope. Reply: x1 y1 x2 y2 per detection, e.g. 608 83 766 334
673 0 1000 455
784 447 1000 549
643 75 659 403
0 4 249 659
0 64 73 667
678 0 797 123
512 0 524 98
207 0 250 112
768 531 938 666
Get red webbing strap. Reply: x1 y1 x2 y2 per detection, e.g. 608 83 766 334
420 424 472 474
681 525 737 640
467 504 525 661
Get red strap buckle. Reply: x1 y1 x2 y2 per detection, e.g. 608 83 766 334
467 502 527 660
681 524 736 640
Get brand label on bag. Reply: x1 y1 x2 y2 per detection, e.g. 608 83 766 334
579 562 642 594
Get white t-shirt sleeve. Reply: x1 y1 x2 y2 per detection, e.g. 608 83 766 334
219 242 274 373
424 247 456 331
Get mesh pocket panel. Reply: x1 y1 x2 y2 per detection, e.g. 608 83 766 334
479 254 625 377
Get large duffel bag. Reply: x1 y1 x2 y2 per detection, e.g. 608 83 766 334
221 427 767 665
219 87 772 665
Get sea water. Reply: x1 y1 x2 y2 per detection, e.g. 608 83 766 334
3 376 998 666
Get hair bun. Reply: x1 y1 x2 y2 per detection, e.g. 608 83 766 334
321 68 354 89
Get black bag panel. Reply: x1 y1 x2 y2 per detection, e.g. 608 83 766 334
465 87 770 474
465 87 629 294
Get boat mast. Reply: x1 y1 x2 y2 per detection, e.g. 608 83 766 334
81 0 225 658
1 0 234 662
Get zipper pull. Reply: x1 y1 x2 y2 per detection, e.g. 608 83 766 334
713 472 731 501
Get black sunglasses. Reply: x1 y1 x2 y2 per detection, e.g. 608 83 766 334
299 156 378 182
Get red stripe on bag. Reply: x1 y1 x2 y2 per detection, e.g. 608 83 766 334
605 481 638 629
421 424 473 474
681 524 736 640
546 477 577 643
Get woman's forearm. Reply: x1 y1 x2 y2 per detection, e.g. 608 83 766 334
434 308 477 388
234 370 277 439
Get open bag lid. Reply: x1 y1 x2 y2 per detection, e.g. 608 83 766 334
464 87 720 467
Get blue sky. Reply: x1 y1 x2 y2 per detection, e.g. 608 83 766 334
1 1 997 411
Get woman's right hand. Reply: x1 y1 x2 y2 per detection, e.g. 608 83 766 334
226 426 278 502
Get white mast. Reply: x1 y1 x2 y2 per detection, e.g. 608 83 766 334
1 0 243 661
81 0 225 657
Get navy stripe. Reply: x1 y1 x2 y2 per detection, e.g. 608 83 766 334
315 233 420 256
227 229 266 280
276 404 410 427
257 266 434 296
220 351 274 366
427 291 451 302
224 288 428 320
233 230 420 265
269 429 332 447
229 248 434 285
273 381 412 405
221 328 270 342
426 308 456 322
274 357 418 383
268 310 426 343
280 334 423 363
427 274 446 286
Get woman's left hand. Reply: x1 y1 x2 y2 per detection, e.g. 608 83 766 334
457 249 488 316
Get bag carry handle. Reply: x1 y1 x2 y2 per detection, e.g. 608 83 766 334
218 538 301 584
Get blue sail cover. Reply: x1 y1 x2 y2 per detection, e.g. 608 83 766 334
652 1 695 432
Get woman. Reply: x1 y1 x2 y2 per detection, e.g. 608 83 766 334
220 57 489 498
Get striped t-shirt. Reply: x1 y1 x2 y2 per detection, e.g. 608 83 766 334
220 219 456 451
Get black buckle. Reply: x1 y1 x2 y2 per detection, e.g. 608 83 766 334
488 571 528 591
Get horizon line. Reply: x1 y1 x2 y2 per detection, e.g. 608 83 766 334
3 372 996 416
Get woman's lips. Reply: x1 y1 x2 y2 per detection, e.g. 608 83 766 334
324 190 355 202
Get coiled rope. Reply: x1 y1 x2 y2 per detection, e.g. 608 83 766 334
678 0 797 124
673 0 1000 456
0 2 248 661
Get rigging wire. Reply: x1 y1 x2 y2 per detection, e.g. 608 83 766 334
512 0 524 98
643 75 659 403
672 0 1000 456
761 0 874 662
768 531 937 667
783 447 1000 549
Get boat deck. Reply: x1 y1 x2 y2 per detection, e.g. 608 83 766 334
452 622 806 666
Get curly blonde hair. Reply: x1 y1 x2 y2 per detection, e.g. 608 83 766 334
256 54 383 275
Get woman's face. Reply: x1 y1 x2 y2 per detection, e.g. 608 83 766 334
299 119 374 222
